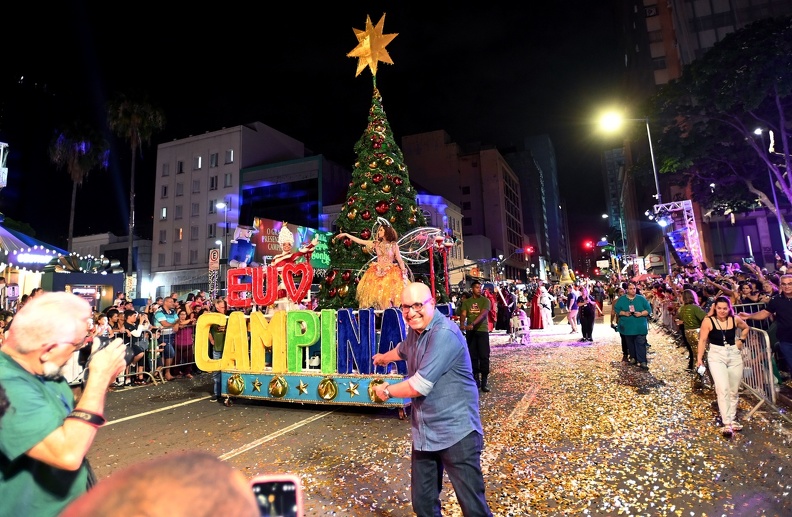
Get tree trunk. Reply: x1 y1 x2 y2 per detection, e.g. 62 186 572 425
127 147 136 285
68 181 77 252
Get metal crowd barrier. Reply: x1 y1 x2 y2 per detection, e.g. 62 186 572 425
734 302 771 332
739 327 789 422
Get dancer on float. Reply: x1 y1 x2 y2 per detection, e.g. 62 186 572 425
270 223 318 311
334 218 408 310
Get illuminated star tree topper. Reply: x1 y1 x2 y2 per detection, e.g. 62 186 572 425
346 13 398 77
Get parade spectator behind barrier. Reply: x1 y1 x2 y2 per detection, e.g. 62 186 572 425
0 292 127 516
740 273 792 375
614 283 652 369
460 280 493 392
208 298 229 402
174 309 195 379
675 290 708 371
153 297 179 381
373 282 493 517
60 450 258 517
698 296 750 436
577 286 602 342
121 310 147 385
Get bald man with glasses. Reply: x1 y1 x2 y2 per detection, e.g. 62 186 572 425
373 282 492 517
740 273 792 375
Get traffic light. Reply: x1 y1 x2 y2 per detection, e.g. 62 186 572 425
524 245 534 254
584 240 594 250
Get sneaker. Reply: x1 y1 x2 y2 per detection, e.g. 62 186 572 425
721 425 733 437
730 421 743 431
628 357 637 365
639 362 649 370
481 385 491 393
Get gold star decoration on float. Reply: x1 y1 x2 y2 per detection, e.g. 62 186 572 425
347 14 397 77
346 381 361 398
297 380 309 395
252 378 263 392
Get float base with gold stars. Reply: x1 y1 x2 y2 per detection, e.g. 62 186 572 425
220 371 409 410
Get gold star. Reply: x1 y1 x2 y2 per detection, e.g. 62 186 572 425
297 380 309 395
252 378 263 392
347 14 397 77
346 381 361 398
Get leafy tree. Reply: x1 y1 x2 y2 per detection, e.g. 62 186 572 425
107 93 165 284
650 16 792 236
48 121 109 251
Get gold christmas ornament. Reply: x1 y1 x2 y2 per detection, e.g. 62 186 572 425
227 374 245 396
268 376 288 398
347 14 398 77
318 378 339 401
408 216 417 224
361 182 367 190
338 285 349 297
369 161 378 169
390 216 396 223
369 378 388 403
381 184 391 193
347 209 357 220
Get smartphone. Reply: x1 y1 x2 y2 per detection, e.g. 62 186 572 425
629 304 635 313
743 257 755 264
251 474 303 517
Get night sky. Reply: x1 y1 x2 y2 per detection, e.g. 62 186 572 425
1 1 623 251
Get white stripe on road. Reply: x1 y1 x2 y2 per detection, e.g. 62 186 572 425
105 397 214 426
218 411 334 460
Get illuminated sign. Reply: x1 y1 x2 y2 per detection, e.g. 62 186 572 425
252 218 328 268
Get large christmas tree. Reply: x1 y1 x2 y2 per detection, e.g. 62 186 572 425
318 14 431 310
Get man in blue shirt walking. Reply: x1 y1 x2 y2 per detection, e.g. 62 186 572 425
373 282 492 516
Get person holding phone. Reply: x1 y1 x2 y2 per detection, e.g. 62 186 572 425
613 283 653 369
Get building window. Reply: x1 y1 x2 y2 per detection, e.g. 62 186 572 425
160 207 167 220
177 161 185 174
189 249 198 264
161 185 168 198
158 253 165 267
193 156 202 170
175 182 184 197
209 176 218 191
175 205 183 220
173 252 181 266
190 226 199 240
175 227 183 241
462 217 472 226
159 229 167 243
208 200 217 214
210 153 219 168
192 180 201 193
162 163 170 177
224 173 233 188
208 223 216 238
462 201 471 210
191 203 200 217
225 149 234 164
462 186 470 195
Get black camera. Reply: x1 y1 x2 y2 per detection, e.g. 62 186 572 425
83 337 136 382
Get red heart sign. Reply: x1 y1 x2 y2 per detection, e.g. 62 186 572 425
282 262 313 303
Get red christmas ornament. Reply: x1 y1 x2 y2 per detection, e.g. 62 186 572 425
372 173 383 183
375 200 389 214
326 270 337 283
395 204 403 212
328 287 337 297
342 270 351 282
347 196 355 206
361 210 371 220
360 229 371 239
394 177 403 186
344 238 352 247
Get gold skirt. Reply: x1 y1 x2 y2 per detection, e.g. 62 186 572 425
356 263 406 310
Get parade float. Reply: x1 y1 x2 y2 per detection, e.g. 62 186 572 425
195 14 454 417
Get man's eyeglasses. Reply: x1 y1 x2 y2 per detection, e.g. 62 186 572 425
781 282 792 287
400 297 432 313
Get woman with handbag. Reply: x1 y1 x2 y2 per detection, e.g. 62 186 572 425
577 286 603 342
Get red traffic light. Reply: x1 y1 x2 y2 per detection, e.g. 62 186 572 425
583 240 594 249
524 245 534 254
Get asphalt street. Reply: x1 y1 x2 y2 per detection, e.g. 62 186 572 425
84 303 792 516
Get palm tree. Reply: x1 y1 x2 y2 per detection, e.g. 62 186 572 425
48 122 109 251
107 93 165 293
